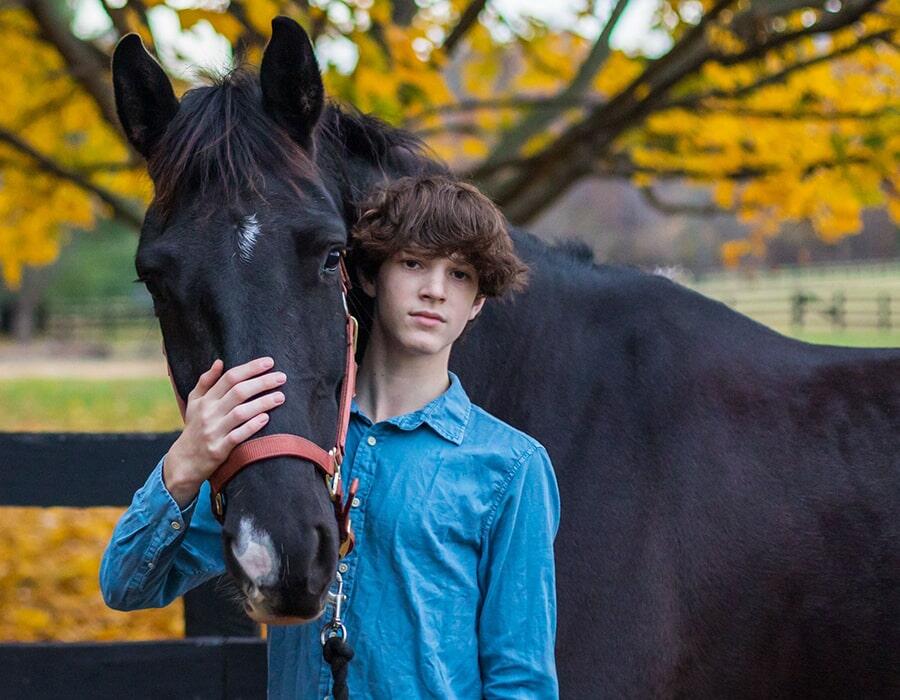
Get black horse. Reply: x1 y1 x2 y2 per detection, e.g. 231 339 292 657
111 17 900 698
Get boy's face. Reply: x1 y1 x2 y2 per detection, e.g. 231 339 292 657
362 247 486 358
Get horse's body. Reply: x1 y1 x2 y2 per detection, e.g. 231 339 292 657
449 232 900 696
112 17 900 697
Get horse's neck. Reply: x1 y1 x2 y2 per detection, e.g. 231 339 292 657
450 238 602 410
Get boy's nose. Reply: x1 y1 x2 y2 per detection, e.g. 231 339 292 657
420 273 447 300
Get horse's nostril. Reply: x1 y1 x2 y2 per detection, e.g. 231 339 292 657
315 525 333 568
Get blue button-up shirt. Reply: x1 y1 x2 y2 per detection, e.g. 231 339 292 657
100 371 560 698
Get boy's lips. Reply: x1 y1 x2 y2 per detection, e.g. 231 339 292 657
410 310 446 323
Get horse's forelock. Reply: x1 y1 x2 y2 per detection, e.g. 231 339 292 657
147 66 318 222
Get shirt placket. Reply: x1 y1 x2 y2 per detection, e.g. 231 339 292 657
317 424 378 699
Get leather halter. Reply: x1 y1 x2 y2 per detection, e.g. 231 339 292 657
165 257 360 558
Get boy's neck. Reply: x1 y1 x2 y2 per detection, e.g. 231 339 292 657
355 327 452 424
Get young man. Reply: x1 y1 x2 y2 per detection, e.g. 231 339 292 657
100 175 560 698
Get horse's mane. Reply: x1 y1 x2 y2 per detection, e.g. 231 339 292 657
147 65 318 221
146 62 447 221
315 101 450 208
551 238 596 265
318 103 441 173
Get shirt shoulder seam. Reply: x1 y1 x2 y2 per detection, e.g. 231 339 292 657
467 404 543 451
481 440 540 539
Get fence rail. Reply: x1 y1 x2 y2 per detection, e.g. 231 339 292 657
684 262 900 336
0 432 266 699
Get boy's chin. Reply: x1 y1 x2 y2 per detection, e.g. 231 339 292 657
396 334 452 358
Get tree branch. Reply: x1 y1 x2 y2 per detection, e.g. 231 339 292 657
471 0 735 186
0 127 143 229
639 185 729 216
660 28 892 111
391 0 419 27
23 0 120 133
11 86 79 131
481 0 632 166
413 123 484 138
98 0 132 39
692 105 899 120
227 1 269 63
715 0 883 65
596 152 873 181
471 0 882 224
403 95 605 126
443 0 488 56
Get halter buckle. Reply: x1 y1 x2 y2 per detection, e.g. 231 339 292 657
213 492 225 517
349 315 358 354
326 448 342 500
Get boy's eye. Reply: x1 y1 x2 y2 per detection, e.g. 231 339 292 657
451 270 470 280
402 258 422 269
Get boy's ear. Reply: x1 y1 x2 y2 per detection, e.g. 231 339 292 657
359 270 376 298
468 295 486 321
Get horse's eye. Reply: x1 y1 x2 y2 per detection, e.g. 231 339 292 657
139 275 166 302
323 248 342 272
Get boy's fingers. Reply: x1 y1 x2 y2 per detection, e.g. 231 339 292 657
191 359 223 397
219 372 287 415
206 357 275 401
225 413 270 449
220 390 285 435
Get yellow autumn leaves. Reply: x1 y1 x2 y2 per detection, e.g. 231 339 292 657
0 506 183 642
1 0 898 285
0 8 148 289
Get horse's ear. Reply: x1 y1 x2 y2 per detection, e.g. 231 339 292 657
260 16 324 150
112 34 179 159
112 34 178 158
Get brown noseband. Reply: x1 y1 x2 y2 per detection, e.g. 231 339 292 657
165 257 360 558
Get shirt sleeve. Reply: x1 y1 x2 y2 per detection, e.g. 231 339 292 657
477 444 561 699
99 453 226 611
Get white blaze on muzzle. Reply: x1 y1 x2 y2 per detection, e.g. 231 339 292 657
232 516 281 588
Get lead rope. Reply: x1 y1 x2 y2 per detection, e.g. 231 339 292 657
321 571 354 699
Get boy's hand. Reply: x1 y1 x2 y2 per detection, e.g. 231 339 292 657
163 357 287 508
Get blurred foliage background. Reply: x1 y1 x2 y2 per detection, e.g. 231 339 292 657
1 0 898 643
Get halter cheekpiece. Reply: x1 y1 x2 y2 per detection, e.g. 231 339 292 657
166 256 360 558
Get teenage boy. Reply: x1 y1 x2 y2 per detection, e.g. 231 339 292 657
100 174 560 698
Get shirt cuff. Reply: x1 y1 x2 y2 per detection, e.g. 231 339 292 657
145 454 200 529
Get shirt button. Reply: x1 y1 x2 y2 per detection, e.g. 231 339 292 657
147 562 154 570
366 436 377 446
351 497 361 508
170 521 181 530
338 563 349 574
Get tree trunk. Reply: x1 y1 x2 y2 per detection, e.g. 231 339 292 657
12 265 50 343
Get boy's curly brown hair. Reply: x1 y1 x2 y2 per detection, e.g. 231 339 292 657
349 175 529 297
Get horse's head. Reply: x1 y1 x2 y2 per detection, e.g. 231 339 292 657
112 18 350 622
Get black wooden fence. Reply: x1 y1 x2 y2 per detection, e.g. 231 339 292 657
0 432 267 699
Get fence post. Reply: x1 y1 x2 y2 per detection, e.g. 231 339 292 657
877 293 891 330
791 291 807 327
831 291 846 330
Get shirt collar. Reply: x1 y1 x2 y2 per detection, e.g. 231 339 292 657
350 371 471 445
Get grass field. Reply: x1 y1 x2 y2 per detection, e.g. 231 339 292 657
0 378 178 432
788 329 900 347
